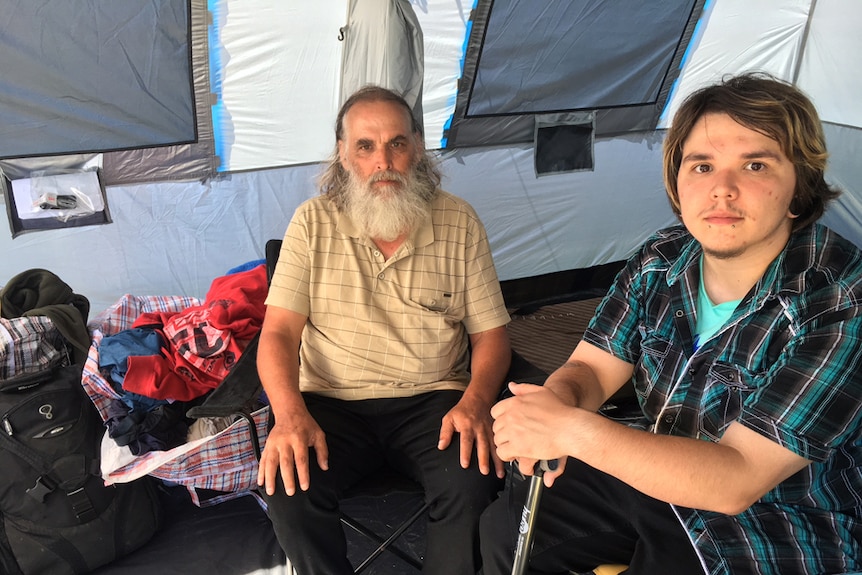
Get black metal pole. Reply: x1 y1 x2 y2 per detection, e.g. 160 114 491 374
510 460 557 575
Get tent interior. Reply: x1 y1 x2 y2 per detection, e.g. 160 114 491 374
1 0 861 573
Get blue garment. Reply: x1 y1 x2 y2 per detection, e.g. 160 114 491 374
585 223 862 574
99 327 169 413
226 259 266 275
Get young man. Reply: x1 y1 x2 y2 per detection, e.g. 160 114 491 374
480 73 862 574
257 86 511 574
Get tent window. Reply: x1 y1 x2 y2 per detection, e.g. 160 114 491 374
468 0 697 115
444 0 704 148
0 0 195 160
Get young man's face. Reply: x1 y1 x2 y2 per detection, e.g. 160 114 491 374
677 112 798 263
337 99 419 196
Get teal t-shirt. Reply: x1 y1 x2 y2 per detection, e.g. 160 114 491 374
694 257 740 351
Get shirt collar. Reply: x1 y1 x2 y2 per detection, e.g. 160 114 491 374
663 224 818 306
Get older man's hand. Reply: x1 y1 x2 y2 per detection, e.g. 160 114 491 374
438 394 505 479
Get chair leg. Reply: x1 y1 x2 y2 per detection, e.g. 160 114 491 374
340 501 429 573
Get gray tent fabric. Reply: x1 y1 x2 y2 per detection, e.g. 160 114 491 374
340 0 425 131
0 155 100 180
443 0 704 147
0 0 196 159
467 1 693 114
102 0 217 186
0 0 216 187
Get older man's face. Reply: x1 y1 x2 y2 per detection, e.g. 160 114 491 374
337 100 420 195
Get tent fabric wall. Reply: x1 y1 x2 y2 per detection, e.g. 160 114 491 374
102 0 216 186
1 0 862 319
443 0 703 148
212 0 345 171
212 0 470 171
660 0 862 129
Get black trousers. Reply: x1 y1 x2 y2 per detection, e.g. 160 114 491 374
479 459 705 575
263 391 502 575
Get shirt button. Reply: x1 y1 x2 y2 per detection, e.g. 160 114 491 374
430 299 437 305
664 414 674 424
675 310 684 318
378 272 384 280
373 250 381 257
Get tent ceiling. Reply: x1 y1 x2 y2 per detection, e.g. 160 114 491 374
2 1 860 174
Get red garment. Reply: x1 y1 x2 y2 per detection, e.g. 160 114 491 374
123 264 268 401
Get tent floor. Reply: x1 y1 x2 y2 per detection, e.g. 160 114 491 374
91 482 426 575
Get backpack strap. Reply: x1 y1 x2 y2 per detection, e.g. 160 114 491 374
0 433 101 522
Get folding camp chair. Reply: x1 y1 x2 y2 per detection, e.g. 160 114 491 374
187 238 429 573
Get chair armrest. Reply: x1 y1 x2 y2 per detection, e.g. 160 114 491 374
186 334 265 458
186 334 263 419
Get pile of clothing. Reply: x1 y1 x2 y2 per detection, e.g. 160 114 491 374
96 264 268 455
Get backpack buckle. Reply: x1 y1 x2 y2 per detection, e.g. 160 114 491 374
26 475 56 503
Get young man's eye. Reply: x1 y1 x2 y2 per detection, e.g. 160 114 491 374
693 164 711 174
747 161 766 172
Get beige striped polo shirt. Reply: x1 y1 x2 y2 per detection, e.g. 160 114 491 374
265 190 510 400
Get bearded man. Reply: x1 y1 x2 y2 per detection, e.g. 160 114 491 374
257 85 512 575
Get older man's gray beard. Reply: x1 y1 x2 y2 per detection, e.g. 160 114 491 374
343 169 433 242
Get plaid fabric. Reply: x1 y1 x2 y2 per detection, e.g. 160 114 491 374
586 224 862 574
82 294 269 505
0 315 67 379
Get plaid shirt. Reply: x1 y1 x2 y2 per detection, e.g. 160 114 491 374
584 223 862 575
0 315 67 379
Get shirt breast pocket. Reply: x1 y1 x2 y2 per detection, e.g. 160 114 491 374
637 335 674 401
409 290 454 313
697 362 756 441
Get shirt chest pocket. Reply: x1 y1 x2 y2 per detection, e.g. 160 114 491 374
409 289 454 313
637 335 676 401
697 362 756 441
401 267 458 312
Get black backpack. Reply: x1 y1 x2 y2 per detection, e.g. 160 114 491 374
0 359 163 574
